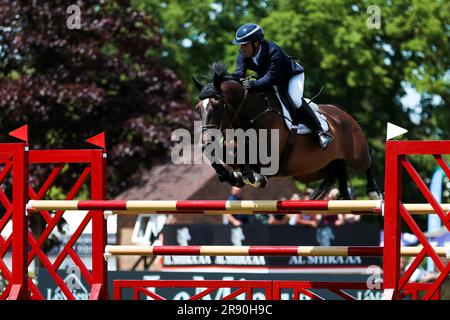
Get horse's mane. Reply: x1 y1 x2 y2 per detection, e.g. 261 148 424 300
210 61 229 79
210 61 240 82
199 62 240 99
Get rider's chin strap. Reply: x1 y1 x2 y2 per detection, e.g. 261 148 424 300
251 42 259 56
229 89 249 128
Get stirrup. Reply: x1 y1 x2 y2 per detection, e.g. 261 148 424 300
318 132 334 150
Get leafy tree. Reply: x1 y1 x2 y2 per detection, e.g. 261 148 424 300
0 0 195 196
134 0 448 201
133 0 270 100
242 0 448 198
1 0 448 203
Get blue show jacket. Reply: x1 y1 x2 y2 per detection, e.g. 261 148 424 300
234 40 304 92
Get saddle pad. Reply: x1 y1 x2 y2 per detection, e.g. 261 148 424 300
273 89 329 135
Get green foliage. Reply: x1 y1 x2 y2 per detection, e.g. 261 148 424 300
136 0 448 200
1 0 448 202
0 0 195 196
133 0 270 101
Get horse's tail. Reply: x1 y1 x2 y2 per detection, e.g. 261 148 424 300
310 160 345 200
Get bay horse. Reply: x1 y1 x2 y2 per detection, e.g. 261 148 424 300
192 62 381 200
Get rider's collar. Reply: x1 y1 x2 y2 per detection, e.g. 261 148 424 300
252 45 262 66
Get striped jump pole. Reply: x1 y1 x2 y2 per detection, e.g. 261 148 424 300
26 199 450 215
103 245 450 259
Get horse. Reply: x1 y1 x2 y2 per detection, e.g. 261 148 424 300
192 62 382 200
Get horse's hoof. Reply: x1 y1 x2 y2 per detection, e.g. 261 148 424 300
257 175 268 188
231 171 245 188
246 173 268 189
243 173 256 185
243 173 256 187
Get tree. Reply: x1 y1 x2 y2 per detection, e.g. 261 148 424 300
133 0 270 100
1 0 447 201
244 0 449 198
0 0 195 196
133 0 448 201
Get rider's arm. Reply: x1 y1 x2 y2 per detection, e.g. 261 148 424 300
234 53 247 78
252 49 282 90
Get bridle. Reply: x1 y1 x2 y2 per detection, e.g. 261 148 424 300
200 89 249 136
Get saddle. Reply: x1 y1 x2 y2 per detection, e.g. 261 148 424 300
260 90 329 176
262 90 328 134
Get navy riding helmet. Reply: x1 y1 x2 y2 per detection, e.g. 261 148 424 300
232 23 264 45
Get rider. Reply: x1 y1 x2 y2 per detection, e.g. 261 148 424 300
232 23 334 150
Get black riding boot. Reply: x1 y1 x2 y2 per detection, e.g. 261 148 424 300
297 98 334 150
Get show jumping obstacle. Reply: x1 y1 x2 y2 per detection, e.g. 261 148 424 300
0 126 449 300
103 245 450 258
0 127 107 300
26 199 450 215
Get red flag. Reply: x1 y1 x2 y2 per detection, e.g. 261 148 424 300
86 132 106 150
9 125 28 143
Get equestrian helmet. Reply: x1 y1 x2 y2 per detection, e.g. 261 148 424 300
232 23 264 45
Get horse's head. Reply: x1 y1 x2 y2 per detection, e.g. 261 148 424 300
192 63 244 147
192 76 229 147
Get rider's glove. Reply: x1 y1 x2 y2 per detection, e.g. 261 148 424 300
242 79 255 90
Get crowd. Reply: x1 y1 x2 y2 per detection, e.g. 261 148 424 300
224 186 361 227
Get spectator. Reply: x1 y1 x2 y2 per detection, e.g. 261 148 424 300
343 213 361 223
288 193 301 225
342 188 361 223
320 188 345 226
268 197 290 225
165 214 177 224
224 186 251 227
254 212 270 224
288 190 320 227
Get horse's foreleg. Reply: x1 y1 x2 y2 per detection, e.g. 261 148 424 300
221 135 269 188
203 142 245 188
211 162 245 187
236 140 269 188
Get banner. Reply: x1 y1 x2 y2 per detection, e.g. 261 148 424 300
162 223 381 267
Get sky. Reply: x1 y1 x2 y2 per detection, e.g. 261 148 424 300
401 86 422 124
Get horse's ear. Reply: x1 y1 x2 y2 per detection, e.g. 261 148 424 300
213 72 222 92
192 77 204 92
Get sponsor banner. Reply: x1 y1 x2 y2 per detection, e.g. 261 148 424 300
37 270 384 300
46 234 116 257
162 223 381 267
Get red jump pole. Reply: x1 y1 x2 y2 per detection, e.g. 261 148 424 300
89 144 109 300
7 143 31 300
382 141 403 300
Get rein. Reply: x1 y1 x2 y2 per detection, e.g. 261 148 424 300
249 96 294 125
201 89 249 135
228 89 248 127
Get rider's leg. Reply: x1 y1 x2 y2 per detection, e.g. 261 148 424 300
288 73 334 150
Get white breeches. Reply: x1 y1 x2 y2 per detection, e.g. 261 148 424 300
287 72 305 108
